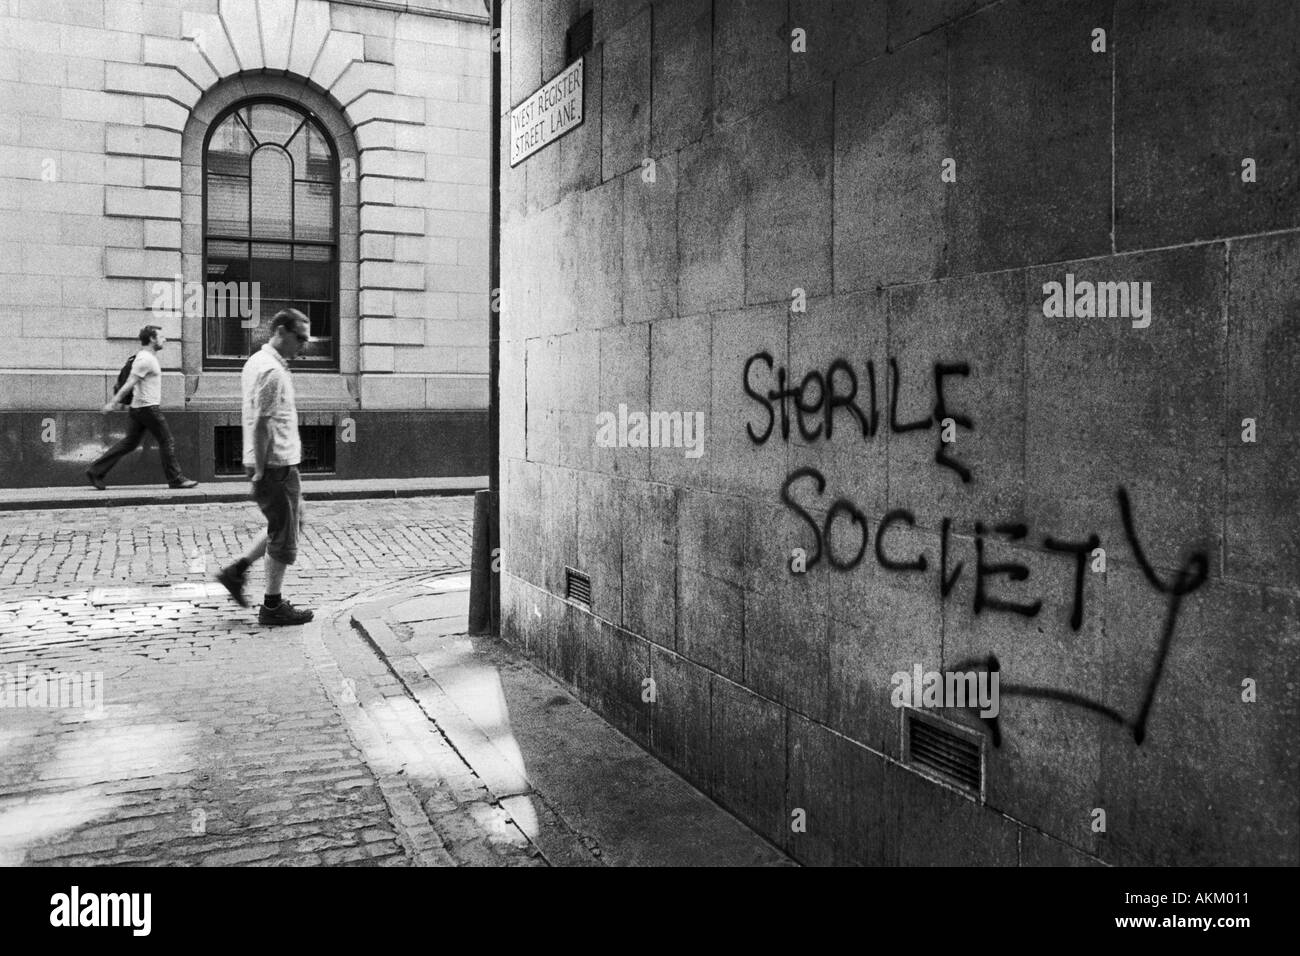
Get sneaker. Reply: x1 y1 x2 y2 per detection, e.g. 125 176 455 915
258 600 314 626
216 565 249 608
169 478 199 489
86 470 106 491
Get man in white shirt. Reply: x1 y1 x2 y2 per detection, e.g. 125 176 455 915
88 325 198 490
215 309 314 626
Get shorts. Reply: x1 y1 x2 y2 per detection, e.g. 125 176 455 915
250 465 301 564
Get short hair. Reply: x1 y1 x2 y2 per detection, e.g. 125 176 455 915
270 309 309 335
139 325 161 345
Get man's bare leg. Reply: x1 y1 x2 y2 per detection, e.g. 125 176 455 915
264 555 286 602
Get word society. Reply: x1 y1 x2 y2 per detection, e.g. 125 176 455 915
594 404 705 458
50 887 151 936
0 665 103 714
1041 273 1152 328
891 664 1000 718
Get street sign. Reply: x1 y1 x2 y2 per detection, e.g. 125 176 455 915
510 57 584 167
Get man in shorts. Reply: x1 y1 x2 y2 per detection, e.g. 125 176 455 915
215 309 314 625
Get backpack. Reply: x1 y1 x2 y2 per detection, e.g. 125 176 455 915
114 353 136 405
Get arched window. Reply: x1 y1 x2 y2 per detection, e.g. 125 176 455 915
203 99 338 369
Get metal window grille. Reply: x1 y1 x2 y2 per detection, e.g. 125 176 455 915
213 424 336 475
297 424 336 474
214 425 243 475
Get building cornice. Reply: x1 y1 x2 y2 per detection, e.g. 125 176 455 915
327 0 490 25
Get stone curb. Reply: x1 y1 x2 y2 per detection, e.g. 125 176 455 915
300 618 460 868
351 600 536 797
0 480 487 512
350 580 603 867
325 585 549 867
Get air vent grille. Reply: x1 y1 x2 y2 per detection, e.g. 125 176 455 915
564 567 592 608
566 11 593 64
905 710 982 793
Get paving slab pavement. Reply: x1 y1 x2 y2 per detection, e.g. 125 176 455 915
352 576 794 867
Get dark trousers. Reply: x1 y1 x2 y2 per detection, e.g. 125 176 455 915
89 405 184 484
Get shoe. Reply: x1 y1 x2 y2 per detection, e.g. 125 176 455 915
86 470 106 491
216 565 249 608
170 478 199 489
258 600 314 626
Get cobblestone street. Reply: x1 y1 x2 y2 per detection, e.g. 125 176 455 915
0 497 490 867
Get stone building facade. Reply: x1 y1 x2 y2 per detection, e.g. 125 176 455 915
499 0 1300 865
0 0 491 486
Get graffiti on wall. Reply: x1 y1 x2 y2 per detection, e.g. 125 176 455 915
743 351 1209 746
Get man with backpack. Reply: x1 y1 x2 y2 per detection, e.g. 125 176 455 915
87 325 199 490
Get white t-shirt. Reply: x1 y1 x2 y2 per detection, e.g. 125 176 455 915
129 349 162 408
241 343 301 467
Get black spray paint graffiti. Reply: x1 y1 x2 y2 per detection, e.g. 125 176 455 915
744 352 976 483
744 351 1209 746
949 490 1209 746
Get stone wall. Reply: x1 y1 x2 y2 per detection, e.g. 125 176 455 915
499 0 1300 865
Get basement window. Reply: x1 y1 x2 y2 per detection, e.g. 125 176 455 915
213 424 337 475
214 425 243 475
297 424 336 474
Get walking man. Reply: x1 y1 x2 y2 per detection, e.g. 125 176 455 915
88 325 199 490
216 309 314 625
